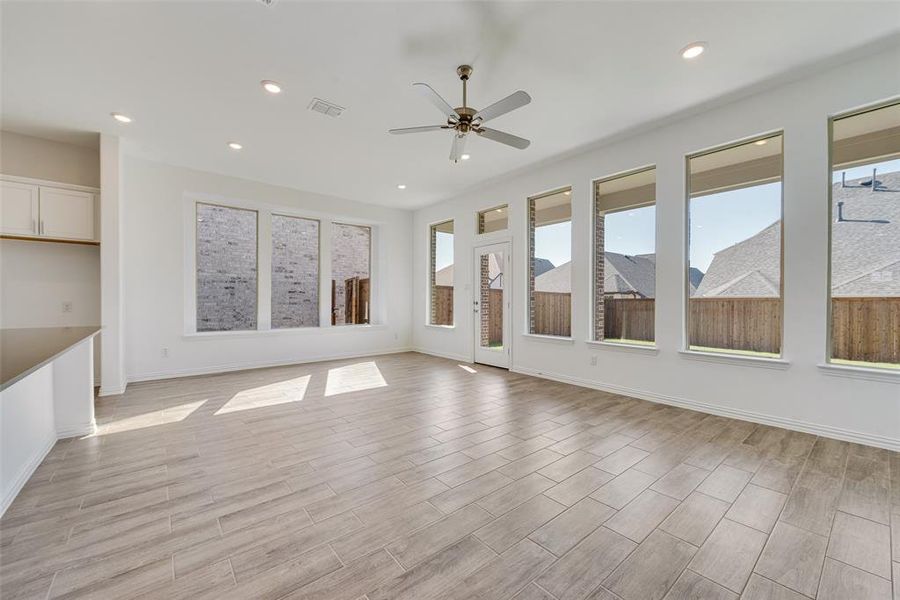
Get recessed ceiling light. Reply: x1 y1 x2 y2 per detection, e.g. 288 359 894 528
397 184 407 190
754 139 768 146
495 208 503 213
111 112 132 123
461 154 471 160
564 190 572 196
228 142 243 150
680 42 706 59
261 80 282 94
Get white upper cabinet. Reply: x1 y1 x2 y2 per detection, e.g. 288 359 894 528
0 177 98 242
39 187 95 240
1 180 39 236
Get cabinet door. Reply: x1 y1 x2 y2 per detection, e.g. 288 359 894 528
1 181 39 236
39 187 95 240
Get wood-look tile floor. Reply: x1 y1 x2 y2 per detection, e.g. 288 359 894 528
1 352 898 600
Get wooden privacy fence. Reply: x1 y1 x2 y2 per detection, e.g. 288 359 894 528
433 286 503 344
533 291 572 337
432 285 454 326
831 296 900 364
604 298 655 342
336 277 369 325
437 288 899 364
688 297 782 353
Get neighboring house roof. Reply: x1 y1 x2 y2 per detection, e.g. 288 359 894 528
605 252 656 297
535 261 571 293
695 171 900 297
435 253 504 288
533 258 554 278
695 221 781 297
534 252 669 297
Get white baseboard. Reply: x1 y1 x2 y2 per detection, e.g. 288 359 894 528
127 347 415 384
57 420 96 439
99 383 128 397
512 365 900 452
412 347 472 363
1 432 56 517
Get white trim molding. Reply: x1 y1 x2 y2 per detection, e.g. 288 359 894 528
817 363 900 384
512 365 899 452
413 347 473 364
678 349 791 370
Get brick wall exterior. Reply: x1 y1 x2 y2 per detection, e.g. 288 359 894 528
594 207 605 341
480 254 490 346
528 198 536 333
271 215 319 328
196 204 258 332
429 225 437 324
331 223 371 325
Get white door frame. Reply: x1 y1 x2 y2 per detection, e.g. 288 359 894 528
473 241 511 368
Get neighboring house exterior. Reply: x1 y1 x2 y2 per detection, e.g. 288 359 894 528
534 252 703 296
435 252 505 289
696 172 900 297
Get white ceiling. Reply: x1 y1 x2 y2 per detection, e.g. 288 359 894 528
2 1 899 209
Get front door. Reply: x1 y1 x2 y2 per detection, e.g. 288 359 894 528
473 242 510 368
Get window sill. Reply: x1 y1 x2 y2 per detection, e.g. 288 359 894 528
184 324 388 340
522 333 575 344
425 324 456 330
678 349 790 370
817 363 900 383
586 340 658 355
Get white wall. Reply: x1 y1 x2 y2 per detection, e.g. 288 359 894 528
122 157 413 382
0 130 99 188
412 47 900 450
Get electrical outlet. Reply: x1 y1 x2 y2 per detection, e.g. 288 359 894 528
161 347 169 358
590 355 598 366
62 301 73 313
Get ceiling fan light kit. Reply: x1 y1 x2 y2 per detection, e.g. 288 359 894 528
389 65 532 162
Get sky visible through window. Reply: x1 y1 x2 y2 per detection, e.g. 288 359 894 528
435 231 453 272
534 222 572 268
435 158 900 281
690 183 781 273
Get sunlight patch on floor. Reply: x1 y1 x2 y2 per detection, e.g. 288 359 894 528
324 362 387 397
458 364 477 373
215 375 311 415
99 399 206 435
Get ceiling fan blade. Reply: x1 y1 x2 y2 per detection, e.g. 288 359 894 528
477 127 530 149
449 133 468 162
413 83 459 122
389 125 447 135
474 90 531 123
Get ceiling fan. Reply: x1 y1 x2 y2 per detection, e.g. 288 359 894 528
389 65 532 162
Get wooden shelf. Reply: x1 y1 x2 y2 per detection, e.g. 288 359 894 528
1 234 100 246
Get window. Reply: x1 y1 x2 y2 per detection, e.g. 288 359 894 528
687 133 784 356
594 167 656 345
271 214 319 328
478 205 508 234
429 220 454 326
829 101 900 369
528 188 572 336
196 203 258 332
331 223 371 325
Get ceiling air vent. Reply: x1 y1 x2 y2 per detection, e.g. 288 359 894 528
308 98 345 118
256 0 277 7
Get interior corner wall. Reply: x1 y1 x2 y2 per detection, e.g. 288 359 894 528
121 158 413 382
412 45 900 450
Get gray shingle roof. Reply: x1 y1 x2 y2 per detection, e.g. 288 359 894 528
696 171 900 297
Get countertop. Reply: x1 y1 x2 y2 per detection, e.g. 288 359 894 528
1 326 101 391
